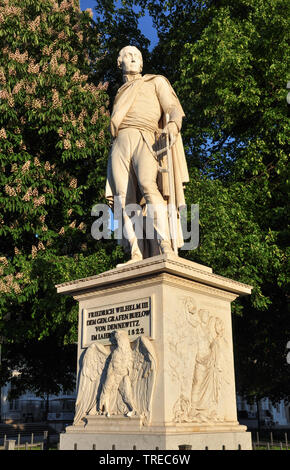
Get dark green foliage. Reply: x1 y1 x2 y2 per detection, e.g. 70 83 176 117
0 0 124 397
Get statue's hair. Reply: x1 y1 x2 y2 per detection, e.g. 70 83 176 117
117 46 143 72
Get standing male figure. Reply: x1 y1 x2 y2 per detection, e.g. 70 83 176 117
106 45 189 265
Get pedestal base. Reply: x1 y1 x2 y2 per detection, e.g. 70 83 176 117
60 423 252 450
56 254 253 451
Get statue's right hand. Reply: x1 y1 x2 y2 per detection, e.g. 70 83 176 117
164 121 178 148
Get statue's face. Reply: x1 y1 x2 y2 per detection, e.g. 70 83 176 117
215 318 224 336
199 309 209 324
120 46 142 74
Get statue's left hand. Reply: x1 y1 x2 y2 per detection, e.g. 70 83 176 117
165 121 179 148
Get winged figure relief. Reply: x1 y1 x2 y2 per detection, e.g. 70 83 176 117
73 330 157 425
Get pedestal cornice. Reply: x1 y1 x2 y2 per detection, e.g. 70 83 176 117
55 253 252 297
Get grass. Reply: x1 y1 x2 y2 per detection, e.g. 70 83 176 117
253 444 289 451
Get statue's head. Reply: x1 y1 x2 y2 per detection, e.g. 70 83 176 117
186 298 196 316
214 317 224 336
117 45 143 74
199 309 210 324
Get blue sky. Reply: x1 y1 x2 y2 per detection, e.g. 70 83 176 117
79 0 158 50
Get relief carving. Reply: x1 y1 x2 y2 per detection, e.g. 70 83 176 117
170 298 230 423
74 330 157 425
168 298 197 414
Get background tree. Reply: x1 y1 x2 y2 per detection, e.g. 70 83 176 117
0 0 122 400
6 339 76 421
168 0 290 404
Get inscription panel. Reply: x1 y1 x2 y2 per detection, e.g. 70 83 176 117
82 297 152 347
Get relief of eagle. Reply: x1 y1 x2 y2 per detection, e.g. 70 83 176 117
73 330 157 425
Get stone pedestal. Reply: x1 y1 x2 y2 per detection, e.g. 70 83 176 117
56 253 252 450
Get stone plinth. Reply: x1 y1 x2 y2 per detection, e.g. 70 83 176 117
56 253 252 450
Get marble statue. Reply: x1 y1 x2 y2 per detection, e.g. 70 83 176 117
73 330 157 425
105 45 189 264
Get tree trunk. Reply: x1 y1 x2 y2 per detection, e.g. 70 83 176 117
44 393 49 423
44 394 50 450
256 397 261 434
